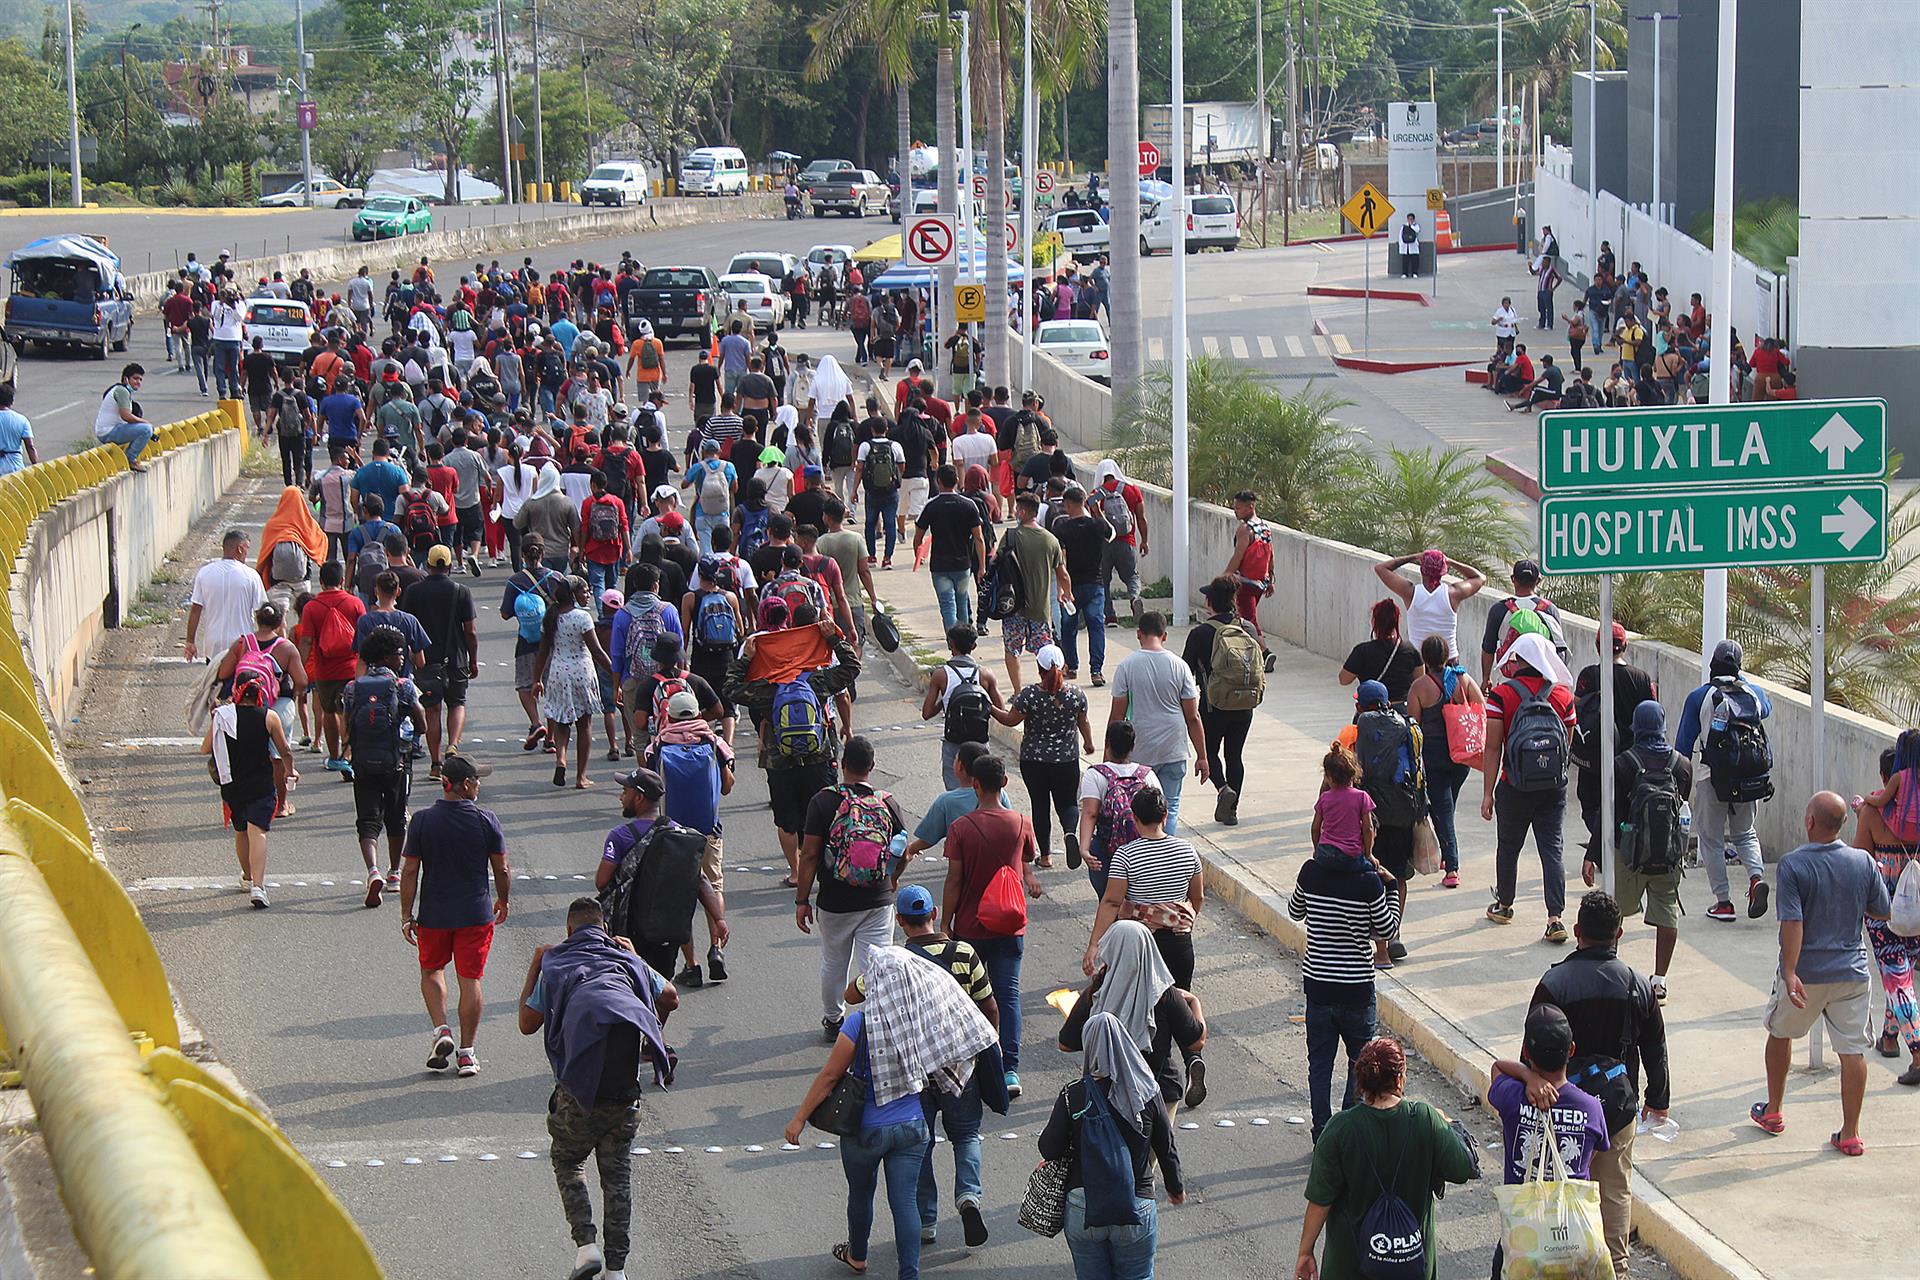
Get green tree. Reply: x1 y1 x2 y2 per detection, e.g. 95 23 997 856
309 85 398 191
471 71 615 188
337 0 488 203
0 36 66 173
1321 444 1524 571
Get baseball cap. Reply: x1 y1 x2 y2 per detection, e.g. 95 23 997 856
440 755 480 786
613 766 664 799
907 358 923 372
425 545 454 569
1523 1003 1574 1068
896 885 935 920
1356 679 1390 709
1512 558 1542 582
1035 643 1066 672
599 588 625 611
666 690 701 721
803 465 824 480
659 511 686 533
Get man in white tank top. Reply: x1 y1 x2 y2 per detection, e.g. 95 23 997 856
1373 549 1486 659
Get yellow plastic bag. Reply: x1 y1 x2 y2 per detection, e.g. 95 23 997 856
1495 1108 1615 1280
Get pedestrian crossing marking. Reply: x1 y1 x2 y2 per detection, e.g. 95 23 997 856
1311 335 1331 355
1201 336 1220 357
1229 336 1249 359
1257 336 1278 358
1331 334 1353 355
1285 336 1305 357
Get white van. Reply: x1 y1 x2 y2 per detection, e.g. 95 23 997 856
1139 191 1241 255
680 146 749 196
580 160 649 207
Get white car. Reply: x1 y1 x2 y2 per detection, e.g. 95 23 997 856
1039 208 1110 259
1140 192 1241 255
727 251 800 282
1034 318 1110 383
806 244 856 274
717 273 790 330
241 298 316 364
259 178 363 209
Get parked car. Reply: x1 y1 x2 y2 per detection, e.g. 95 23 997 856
811 169 889 218
260 178 364 208
796 158 854 195
630 265 720 343
1038 207 1110 259
352 195 432 240
679 146 749 196
580 160 650 207
726 251 800 282
2 235 134 360
1139 192 1240 255
1034 318 1109 383
717 273 791 330
241 298 317 365
805 245 856 276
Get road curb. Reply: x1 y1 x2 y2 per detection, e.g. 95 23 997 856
1484 449 1542 500
1331 355 1478 374
1306 284 1432 307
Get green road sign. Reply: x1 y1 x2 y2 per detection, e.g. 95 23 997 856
1538 482 1889 574
1538 398 1887 493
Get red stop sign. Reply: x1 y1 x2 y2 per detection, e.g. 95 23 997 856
1137 141 1161 176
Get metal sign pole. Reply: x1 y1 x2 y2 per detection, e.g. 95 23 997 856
1599 573 1616 900
1363 236 1371 357
1809 559 1828 1072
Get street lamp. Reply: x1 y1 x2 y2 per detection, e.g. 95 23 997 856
1169 0 1189 623
1579 2 1596 273
1491 8 1507 190
1020 0 1033 392
295 0 312 205
955 7 973 291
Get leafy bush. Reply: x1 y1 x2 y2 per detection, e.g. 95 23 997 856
155 177 196 207
201 173 244 207
1320 445 1526 573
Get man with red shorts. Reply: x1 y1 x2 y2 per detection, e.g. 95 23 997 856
399 754 510 1078
1223 489 1278 674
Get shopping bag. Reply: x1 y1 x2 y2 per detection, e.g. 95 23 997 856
1494 1110 1614 1280
1891 858 1920 938
1411 818 1442 876
1444 693 1486 768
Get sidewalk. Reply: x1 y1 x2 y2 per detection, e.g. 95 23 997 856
866 551 1904 1280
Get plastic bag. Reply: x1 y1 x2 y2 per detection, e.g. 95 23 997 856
1411 817 1442 876
1495 1110 1615 1280
1891 858 1920 938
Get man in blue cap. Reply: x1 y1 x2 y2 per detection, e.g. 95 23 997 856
845 884 1001 1248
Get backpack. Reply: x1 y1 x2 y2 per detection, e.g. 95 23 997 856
974 860 1028 935
1501 679 1570 793
737 505 771 559
637 338 662 371
402 489 439 543
1701 678 1774 803
233 633 281 691
1570 678 1605 772
1623 746 1686 876
345 670 403 773
273 392 306 442
864 442 899 493
622 596 667 682
771 678 827 761
694 591 738 653
600 447 632 502
697 461 730 516
513 574 550 644
769 569 825 621
1205 619 1265 711
1012 414 1042 466
942 658 992 745
313 598 357 662
824 787 897 889
268 540 311 587
1567 1054 1639 1136
824 417 856 469
650 673 692 726
1092 763 1149 852
1077 1076 1144 1229
1096 485 1133 536
1497 597 1567 664
1356 1143 1428 1280
981 543 1025 622
603 820 707 946
658 741 720 833
1355 708 1423 828
949 334 972 374
1238 518 1273 586
354 543 389 597
587 496 623 544
423 395 452 433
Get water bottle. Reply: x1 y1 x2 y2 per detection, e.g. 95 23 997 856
888 830 910 879
1680 800 1698 868
1637 1113 1680 1143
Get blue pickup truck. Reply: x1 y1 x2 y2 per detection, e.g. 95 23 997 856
2 235 135 361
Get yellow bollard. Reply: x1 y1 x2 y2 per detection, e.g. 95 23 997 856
666 177 676 197
525 182 538 204
557 181 571 202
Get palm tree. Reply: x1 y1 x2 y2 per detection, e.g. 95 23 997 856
1321 445 1527 571
1476 0 1624 114
1106 0 1142 399
805 0 919 238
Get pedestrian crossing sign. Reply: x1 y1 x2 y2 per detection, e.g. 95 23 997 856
1341 183 1394 237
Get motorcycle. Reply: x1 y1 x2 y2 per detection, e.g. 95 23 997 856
784 194 803 221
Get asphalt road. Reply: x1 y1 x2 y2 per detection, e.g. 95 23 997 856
62 453 1646 1280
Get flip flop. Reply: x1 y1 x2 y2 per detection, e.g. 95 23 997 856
1829 1131 1865 1157
1749 1102 1785 1135
831 1242 867 1274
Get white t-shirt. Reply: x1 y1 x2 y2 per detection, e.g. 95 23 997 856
211 300 245 342
754 464 794 512
1491 306 1519 339
449 328 477 365
1077 759 1164 805
190 558 267 659
949 431 998 473
1109 647 1199 766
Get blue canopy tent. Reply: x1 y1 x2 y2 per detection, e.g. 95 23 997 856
868 250 1027 291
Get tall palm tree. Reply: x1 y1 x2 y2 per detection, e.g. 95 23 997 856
1106 0 1142 398
935 41 957 397
805 0 920 214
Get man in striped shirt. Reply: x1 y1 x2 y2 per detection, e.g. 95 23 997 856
1287 845 1401 1139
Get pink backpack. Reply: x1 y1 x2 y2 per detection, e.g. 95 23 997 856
1093 763 1150 852
234 633 281 692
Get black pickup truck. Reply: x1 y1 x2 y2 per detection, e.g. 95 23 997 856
624 265 720 344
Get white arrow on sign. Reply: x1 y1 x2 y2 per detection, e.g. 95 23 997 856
1810 412 1865 470
1823 495 1878 550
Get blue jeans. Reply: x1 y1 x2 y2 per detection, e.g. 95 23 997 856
917 1083 983 1229
964 933 1023 1073
97 419 154 466
585 559 620 598
1087 834 1111 898
212 339 242 398
841 1118 929 1280
1064 1187 1158 1279
1425 758 1469 873
864 490 899 560
1059 583 1107 677
1306 993 1377 1139
191 344 212 393
1145 762 1187 835
931 568 974 631
692 511 726 557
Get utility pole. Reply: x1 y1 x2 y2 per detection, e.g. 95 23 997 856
62 0 81 207
494 0 513 203
1255 0 1266 246
531 0 546 199
1170 0 1189 625
294 0 311 205
1309 0 1320 151
1493 7 1507 192
1020 0 1034 392
1702 0 1736 671
1583 2 1596 272
1284 6 1296 233
580 44 593 170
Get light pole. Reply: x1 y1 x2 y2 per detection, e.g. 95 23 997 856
1580 2 1595 270
1702 1 1735 671
957 8 974 288
290 0 312 205
1020 0 1034 392
493 1 513 205
62 0 81 207
1169 0 1189 624
531 0 546 199
1492 7 1507 190
1634 11 1679 227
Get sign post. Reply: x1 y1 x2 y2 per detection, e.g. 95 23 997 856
1386 101 1437 278
1340 182 1393 357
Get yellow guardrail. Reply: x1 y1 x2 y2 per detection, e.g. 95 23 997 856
0 404 381 1278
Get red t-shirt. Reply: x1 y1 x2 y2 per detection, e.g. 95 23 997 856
162 293 194 329
298 589 367 682
1485 674 1576 783
1096 480 1146 547
579 495 630 565
427 465 460 527
920 396 952 431
1750 347 1784 377
597 445 645 493
944 806 1038 938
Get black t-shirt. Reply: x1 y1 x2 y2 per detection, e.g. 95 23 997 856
1342 637 1421 703
748 542 788 587
919 491 983 574
188 313 213 345
688 363 721 407
400 574 477 667
728 439 763 477
1049 512 1111 585
984 404 1015 440
639 446 673 496
802 782 906 915
1018 450 1069 493
889 416 936 479
736 371 777 405
243 350 278 396
786 487 828 535
1574 661 1657 744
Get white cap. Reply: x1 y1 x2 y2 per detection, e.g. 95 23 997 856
651 485 679 503
1035 644 1066 672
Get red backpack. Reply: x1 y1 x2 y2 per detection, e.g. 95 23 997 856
402 488 438 542
1238 517 1274 586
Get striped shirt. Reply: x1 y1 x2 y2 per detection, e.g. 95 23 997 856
1286 857 1400 1005
1108 835 1201 905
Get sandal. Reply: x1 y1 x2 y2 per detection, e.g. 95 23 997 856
1829 1131 1865 1157
1749 1102 1785 1135
1879 1031 1901 1059
553 766 568 788
832 1242 867 1274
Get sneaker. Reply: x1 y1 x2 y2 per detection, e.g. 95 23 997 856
1650 975 1668 1006
427 1027 456 1071
920 1224 938 1245
569 1243 604 1280
323 757 347 772
1263 650 1277 674
1183 1057 1208 1110
249 886 270 909
466 552 481 578
428 760 442 781
1388 939 1409 961
1748 876 1771 919
1065 834 1083 870
338 760 354 781
676 964 705 989
455 1047 478 1077
1485 899 1514 925
1543 919 1569 945
1441 872 1460 888
237 878 252 895
822 1015 844 1043
364 875 384 908
385 870 400 891
1004 1071 1022 1099
707 945 729 982
958 1198 989 1248
1215 785 1239 826
1706 901 1737 922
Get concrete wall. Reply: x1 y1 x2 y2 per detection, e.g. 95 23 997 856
1008 332 1114 452
120 195 782 305
1571 72 1629 200
16 423 244 726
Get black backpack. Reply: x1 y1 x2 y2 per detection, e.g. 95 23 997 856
1570 681 1604 771
1623 746 1685 876
345 671 403 773
1355 708 1423 828
1567 1053 1638 1136
1501 679 1570 793
600 820 707 947
980 543 1025 622
942 658 992 745
1700 678 1774 803
825 417 857 469
1356 1141 1426 1279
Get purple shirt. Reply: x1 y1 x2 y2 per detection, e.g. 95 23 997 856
601 816 655 864
1314 786 1375 856
1489 1075 1610 1184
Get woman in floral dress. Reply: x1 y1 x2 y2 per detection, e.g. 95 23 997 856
532 576 613 789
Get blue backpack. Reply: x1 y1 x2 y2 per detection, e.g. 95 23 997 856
1077 1077 1144 1229
658 741 721 834
513 572 551 645
695 591 738 653
1357 1141 1426 1279
738 505 771 559
771 679 827 761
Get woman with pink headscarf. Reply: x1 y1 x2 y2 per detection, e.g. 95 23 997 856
1372 548 1486 660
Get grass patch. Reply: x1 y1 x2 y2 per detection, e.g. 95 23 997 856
1144 576 1173 598
123 582 180 629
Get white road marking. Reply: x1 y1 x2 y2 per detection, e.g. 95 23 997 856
1201 336 1220 356
108 735 203 748
1311 335 1331 356
1286 336 1306 357
1257 336 1278 358
1228 336 1249 359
